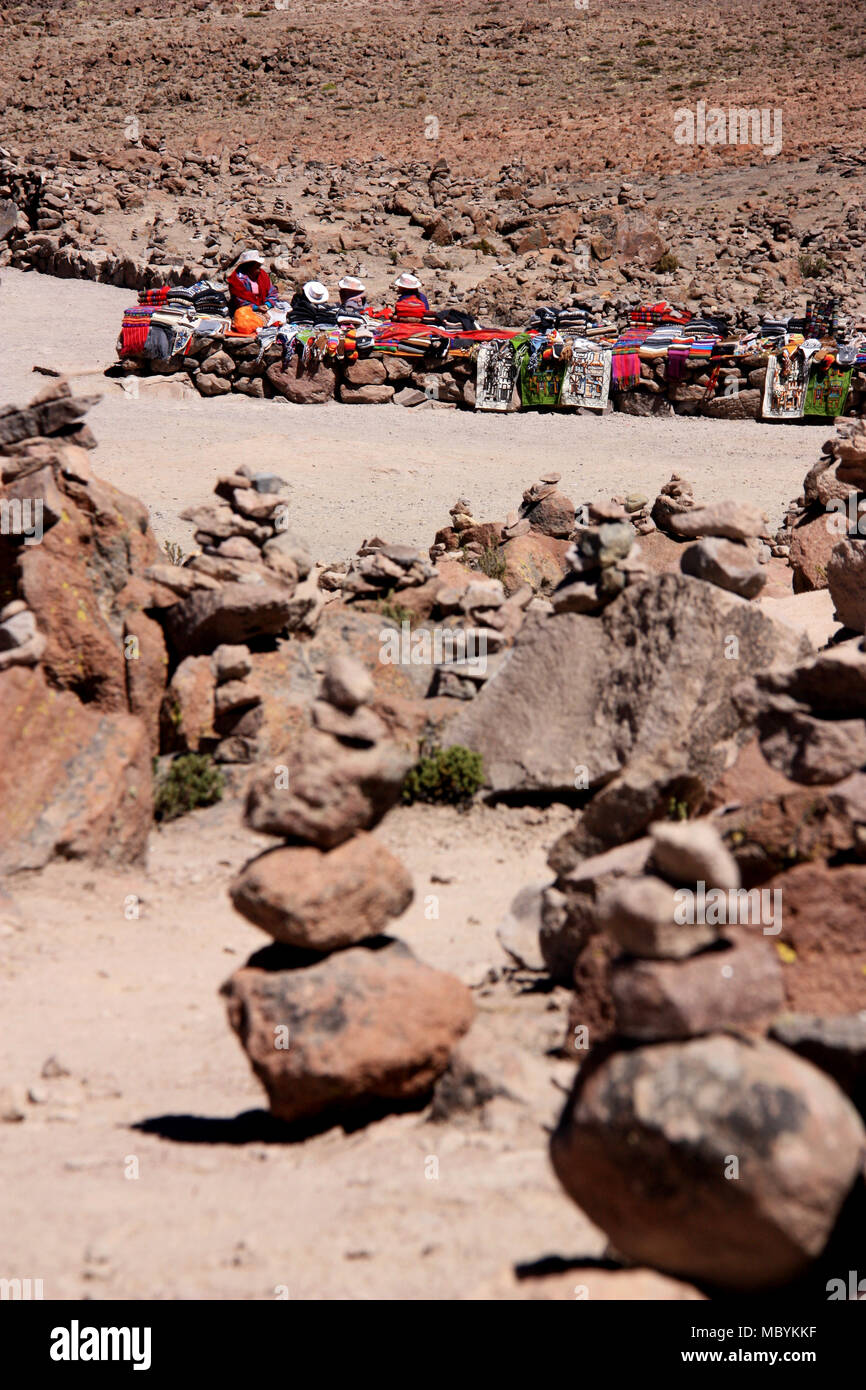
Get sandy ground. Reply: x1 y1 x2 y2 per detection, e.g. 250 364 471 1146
0 268 822 563
0 798 601 1301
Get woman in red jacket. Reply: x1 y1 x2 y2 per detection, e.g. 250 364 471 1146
227 249 278 312
392 271 430 320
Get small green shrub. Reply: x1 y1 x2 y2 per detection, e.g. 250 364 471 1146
799 252 829 279
163 539 185 566
378 593 414 625
654 251 680 274
477 544 506 582
154 754 224 823
402 746 485 806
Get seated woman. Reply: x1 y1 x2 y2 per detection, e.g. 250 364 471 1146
337 275 367 315
227 249 278 313
392 271 430 320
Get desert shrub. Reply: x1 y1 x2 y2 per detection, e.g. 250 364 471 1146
163 539 185 566
655 251 680 273
154 754 224 823
799 252 829 278
378 593 414 625
477 544 506 582
402 746 485 806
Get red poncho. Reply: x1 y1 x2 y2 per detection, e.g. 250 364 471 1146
228 267 275 309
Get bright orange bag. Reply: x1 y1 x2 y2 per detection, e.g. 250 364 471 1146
231 305 266 335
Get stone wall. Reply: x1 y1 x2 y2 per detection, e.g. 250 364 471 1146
117 339 866 417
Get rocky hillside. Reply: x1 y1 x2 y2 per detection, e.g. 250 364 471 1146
1 1 865 320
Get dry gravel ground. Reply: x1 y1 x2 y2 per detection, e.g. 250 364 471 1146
0 265 829 1300
0 267 823 563
0 798 600 1301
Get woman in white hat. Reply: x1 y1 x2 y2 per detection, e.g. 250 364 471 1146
337 275 367 312
227 248 277 312
392 271 430 320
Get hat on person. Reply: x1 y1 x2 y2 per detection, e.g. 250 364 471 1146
303 280 330 305
234 247 264 268
394 272 422 291
338 276 365 292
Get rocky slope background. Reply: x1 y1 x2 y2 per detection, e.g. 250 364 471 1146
2 2 866 322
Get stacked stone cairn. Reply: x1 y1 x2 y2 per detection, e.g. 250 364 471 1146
221 655 475 1126
549 816 866 1293
784 418 866 628
154 467 320 763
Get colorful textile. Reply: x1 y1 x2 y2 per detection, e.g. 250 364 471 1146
666 342 691 382
475 340 518 411
561 348 612 410
612 326 650 389
762 349 809 420
804 359 853 418
518 334 564 407
629 302 692 327
120 305 155 356
137 287 169 307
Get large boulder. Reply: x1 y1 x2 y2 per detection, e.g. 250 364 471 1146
222 938 474 1125
266 361 336 404
230 833 413 950
0 665 152 873
447 574 810 841
551 1034 865 1291
827 538 866 631
161 581 297 657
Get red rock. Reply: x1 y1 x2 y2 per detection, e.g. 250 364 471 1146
0 665 151 873
500 532 570 595
122 609 169 753
244 728 411 848
230 833 413 949
789 512 838 593
222 938 474 1124
343 358 387 387
160 655 216 752
551 1034 865 1291
339 382 395 404
768 861 866 1014
827 538 866 631
266 361 336 404
610 931 784 1040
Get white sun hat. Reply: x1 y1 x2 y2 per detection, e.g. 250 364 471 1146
303 280 330 304
394 272 422 291
338 275 365 292
234 247 264 267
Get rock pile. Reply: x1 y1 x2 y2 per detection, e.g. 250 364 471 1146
222 655 474 1125
547 816 866 1292
552 513 644 615
784 418 866 601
